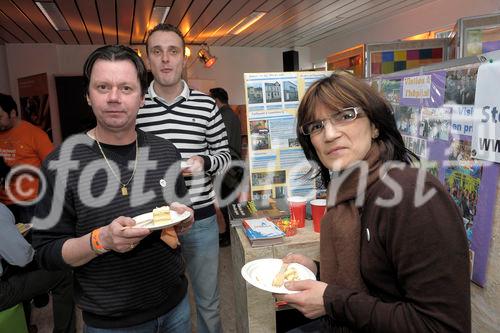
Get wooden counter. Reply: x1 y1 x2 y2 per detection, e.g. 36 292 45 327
230 220 320 333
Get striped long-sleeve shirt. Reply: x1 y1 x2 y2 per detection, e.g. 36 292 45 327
137 81 231 220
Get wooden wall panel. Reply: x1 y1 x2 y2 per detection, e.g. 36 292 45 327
117 0 135 45
56 0 91 44
131 0 154 44
97 0 117 45
1 1 48 42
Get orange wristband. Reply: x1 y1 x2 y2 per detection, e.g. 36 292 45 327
90 228 109 255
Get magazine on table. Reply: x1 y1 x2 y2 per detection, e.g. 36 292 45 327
242 217 285 247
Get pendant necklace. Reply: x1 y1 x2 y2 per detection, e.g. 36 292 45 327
94 129 138 196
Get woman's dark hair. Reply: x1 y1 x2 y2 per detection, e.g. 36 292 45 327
83 45 148 96
296 71 419 186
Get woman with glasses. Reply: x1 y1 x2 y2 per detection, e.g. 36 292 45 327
276 72 470 332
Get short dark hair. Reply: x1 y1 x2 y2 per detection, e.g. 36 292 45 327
209 87 229 104
83 45 148 96
296 71 419 186
0 93 17 115
146 24 185 55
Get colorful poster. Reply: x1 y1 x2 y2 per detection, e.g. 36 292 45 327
443 135 499 285
244 71 331 203
17 73 52 139
400 71 446 107
378 63 499 286
471 60 500 163
370 48 443 75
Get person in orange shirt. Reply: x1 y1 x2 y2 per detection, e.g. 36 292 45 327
0 93 53 223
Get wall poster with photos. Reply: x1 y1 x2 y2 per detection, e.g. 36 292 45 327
371 55 500 286
243 71 331 207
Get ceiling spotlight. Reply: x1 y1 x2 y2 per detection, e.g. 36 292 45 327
148 6 170 29
36 1 70 31
228 12 266 35
197 44 216 68
185 46 191 57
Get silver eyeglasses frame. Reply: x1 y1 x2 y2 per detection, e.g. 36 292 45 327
300 106 362 136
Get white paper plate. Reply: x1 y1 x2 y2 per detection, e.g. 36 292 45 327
241 258 316 294
131 210 191 231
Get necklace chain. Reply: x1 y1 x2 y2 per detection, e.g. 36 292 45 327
94 129 139 196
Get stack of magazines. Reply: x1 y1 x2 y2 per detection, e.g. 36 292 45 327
242 217 285 247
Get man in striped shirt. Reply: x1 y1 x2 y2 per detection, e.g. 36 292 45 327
137 24 231 333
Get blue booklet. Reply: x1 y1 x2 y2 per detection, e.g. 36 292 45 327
242 218 285 247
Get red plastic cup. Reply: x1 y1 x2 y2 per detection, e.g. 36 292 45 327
310 199 326 233
288 196 307 228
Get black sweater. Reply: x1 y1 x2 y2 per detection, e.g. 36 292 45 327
32 130 191 328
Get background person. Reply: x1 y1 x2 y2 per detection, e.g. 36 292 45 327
209 87 243 247
33 45 194 333
0 202 75 333
0 93 53 223
276 72 470 332
137 24 231 333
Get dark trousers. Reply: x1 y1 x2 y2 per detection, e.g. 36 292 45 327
219 187 230 236
0 268 76 333
219 183 239 239
6 204 36 224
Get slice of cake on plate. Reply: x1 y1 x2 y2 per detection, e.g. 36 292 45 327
152 206 171 225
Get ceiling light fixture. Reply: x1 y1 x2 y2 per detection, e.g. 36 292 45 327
228 12 266 35
35 1 70 31
148 6 170 29
197 44 216 68
185 46 191 57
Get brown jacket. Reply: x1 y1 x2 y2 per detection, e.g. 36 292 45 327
321 167 471 332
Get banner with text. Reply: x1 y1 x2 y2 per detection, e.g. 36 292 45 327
471 61 500 163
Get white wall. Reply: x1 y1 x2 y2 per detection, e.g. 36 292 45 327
0 45 10 94
309 0 500 64
4 43 289 143
55 44 288 105
5 44 62 142
56 44 101 75
186 45 285 104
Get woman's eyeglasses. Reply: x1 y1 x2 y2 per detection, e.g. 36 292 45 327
300 107 362 136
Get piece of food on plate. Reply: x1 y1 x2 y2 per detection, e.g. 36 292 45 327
272 263 288 287
152 206 171 225
284 267 299 282
273 265 301 287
